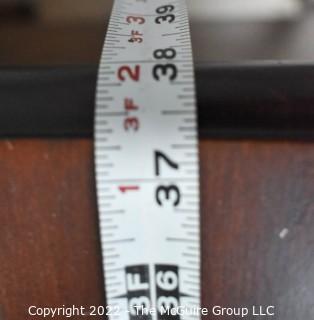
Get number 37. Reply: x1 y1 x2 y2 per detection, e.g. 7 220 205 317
154 151 181 207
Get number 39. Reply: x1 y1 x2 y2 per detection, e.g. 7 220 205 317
155 5 175 24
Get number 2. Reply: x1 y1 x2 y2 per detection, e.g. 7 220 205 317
118 65 140 81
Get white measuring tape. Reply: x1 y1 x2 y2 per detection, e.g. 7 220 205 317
95 0 200 319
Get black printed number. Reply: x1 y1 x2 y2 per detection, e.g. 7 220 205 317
153 64 177 81
156 5 174 14
156 185 181 206
155 15 175 24
155 151 179 176
155 5 175 24
154 48 176 60
154 151 180 207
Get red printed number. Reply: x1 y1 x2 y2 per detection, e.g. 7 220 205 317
124 118 139 131
118 65 140 82
126 16 145 24
124 99 139 132
125 98 138 111
119 186 140 193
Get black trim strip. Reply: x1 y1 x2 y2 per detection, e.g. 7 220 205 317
1 63 314 139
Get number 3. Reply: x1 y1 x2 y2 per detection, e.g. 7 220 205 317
126 16 145 24
156 185 181 206
153 64 177 81
155 14 175 24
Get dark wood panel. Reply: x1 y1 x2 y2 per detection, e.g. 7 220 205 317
0 24 105 65
0 139 105 319
200 140 314 319
0 139 313 319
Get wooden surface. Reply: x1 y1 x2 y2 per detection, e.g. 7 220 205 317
6 15 314 66
1 138 313 319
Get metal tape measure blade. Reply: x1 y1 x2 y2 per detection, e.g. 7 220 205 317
95 0 200 319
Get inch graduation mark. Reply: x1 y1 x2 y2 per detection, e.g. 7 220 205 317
95 1 200 320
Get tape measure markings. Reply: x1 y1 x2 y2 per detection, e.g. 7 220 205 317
95 0 200 319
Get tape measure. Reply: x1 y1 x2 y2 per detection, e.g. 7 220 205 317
95 0 200 319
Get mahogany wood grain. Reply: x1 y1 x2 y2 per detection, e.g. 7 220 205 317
0 139 313 319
